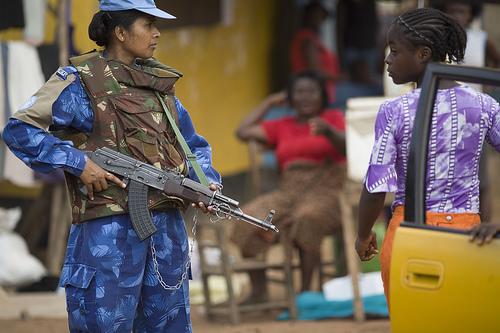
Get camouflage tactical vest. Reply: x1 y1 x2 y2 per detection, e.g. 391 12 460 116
64 51 189 223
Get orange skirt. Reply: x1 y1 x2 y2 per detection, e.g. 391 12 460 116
380 206 480 307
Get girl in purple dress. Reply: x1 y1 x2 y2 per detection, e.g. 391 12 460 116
355 7 500 303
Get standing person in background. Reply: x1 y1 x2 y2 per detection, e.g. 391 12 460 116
431 0 500 70
355 7 500 306
336 0 381 84
290 1 340 104
431 0 500 223
2 0 221 331
231 70 346 304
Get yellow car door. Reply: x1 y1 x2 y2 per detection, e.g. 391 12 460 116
390 225 500 333
390 64 500 333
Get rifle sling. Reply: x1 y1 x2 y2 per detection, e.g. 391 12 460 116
155 92 209 187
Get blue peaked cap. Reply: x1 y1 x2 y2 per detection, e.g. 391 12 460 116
99 0 176 19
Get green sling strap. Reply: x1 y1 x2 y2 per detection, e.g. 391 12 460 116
155 92 210 186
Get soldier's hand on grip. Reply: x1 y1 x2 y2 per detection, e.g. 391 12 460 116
80 158 126 200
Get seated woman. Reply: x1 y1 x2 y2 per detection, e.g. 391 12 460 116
231 70 346 303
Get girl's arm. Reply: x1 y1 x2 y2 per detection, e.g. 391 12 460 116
356 101 399 260
358 188 386 239
356 188 385 260
235 91 287 144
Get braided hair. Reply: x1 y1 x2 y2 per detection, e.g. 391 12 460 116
393 7 467 63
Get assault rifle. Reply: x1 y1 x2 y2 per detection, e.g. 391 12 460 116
89 147 278 240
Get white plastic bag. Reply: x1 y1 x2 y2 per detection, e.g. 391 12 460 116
0 207 47 287
322 271 384 301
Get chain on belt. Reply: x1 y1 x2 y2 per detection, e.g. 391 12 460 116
150 210 199 291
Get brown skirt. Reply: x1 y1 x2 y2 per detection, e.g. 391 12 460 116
230 161 346 257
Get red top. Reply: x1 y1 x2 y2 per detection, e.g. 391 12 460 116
290 28 340 102
261 109 346 170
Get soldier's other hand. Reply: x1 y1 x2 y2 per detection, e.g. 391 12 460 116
191 183 218 214
80 158 126 200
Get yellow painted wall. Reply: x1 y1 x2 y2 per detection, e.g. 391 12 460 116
72 0 276 176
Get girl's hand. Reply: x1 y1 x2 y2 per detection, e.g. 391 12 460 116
79 159 126 200
355 231 379 261
191 183 218 214
309 117 332 136
470 223 500 246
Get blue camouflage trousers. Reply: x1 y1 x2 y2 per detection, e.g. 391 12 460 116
59 210 192 333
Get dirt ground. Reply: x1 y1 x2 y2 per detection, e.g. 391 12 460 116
0 305 390 333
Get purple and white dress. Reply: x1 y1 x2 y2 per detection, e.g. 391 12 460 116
365 85 500 213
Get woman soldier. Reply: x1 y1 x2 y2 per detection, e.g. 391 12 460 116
3 0 221 331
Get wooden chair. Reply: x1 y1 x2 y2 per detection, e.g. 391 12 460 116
244 136 366 321
195 137 356 324
196 97 384 323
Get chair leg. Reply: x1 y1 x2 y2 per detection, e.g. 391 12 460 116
200 273 213 319
339 192 365 322
283 235 297 320
318 252 324 287
333 232 348 277
216 225 240 325
224 270 239 325
196 224 214 320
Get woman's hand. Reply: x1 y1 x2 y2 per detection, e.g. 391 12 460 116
470 223 500 246
80 158 126 200
309 117 346 155
191 183 218 214
309 117 332 136
235 91 287 143
355 231 379 261
265 91 288 108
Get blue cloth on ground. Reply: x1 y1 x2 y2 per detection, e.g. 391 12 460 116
277 291 388 320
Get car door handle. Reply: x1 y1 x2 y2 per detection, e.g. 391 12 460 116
403 260 444 290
